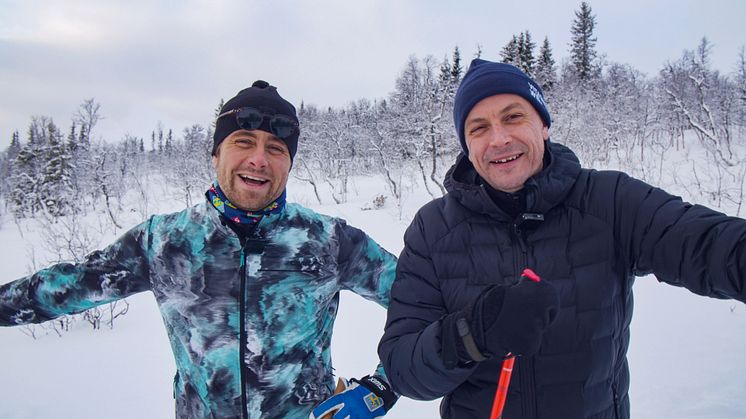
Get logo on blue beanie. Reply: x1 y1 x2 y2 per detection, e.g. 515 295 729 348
528 82 547 110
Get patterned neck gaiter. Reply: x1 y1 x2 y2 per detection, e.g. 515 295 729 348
206 181 286 225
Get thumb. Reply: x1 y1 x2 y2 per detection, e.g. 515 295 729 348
334 378 348 394
318 378 348 419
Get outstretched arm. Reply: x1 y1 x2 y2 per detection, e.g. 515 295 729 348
614 173 746 302
0 220 153 326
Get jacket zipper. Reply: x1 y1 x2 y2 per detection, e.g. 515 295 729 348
512 220 538 419
239 244 249 419
613 386 621 419
612 276 629 419
239 235 267 419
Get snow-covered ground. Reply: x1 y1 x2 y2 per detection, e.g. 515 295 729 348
0 160 745 418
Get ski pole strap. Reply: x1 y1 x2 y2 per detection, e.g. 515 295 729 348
456 316 487 362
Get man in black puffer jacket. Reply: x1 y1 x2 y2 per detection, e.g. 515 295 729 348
378 59 746 419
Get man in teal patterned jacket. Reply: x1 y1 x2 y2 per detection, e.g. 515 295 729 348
0 81 399 419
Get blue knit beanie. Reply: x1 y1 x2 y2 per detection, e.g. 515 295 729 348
453 59 551 155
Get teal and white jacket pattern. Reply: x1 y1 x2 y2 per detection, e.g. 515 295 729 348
0 201 397 419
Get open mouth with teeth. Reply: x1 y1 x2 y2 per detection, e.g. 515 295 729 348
491 153 523 164
238 174 269 186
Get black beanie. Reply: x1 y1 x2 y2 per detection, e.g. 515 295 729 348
212 80 299 160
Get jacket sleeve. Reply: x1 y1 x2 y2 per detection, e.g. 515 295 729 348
334 220 398 382
335 221 397 308
0 219 154 326
614 173 746 302
377 211 476 400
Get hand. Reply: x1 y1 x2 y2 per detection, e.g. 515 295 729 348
469 278 559 358
319 379 346 419
310 375 397 419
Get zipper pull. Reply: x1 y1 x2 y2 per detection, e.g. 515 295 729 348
243 238 267 254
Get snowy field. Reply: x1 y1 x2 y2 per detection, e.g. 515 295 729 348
0 158 745 418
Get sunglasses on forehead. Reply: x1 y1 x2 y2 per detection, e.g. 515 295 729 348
217 107 299 139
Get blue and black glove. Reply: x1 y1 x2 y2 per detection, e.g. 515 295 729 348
310 375 397 419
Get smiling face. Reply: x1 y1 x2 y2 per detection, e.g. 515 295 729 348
464 94 550 193
211 129 291 211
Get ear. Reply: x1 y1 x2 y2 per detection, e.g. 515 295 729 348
211 154 218 170
542 126 550 141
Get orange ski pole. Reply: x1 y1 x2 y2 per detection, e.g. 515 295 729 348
489 268 541 419
490 354 515 419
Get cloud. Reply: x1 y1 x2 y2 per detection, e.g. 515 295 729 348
1 0 745 144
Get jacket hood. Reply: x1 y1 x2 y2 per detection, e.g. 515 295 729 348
444 141 582 220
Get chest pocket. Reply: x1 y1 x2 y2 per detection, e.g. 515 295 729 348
250 245 337 308
260 255 324 274
256 239 333 275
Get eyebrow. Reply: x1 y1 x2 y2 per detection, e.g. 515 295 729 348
465 102 527 127
232 130 287 150
500 103 526 114
232 130 259 139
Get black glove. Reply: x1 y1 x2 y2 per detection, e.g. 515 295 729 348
472 279 559 357
441 279 559 368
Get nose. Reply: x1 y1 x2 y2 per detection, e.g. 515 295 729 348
488 124 512 147
245 146 269 169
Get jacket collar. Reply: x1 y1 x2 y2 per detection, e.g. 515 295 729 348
444 141 582 221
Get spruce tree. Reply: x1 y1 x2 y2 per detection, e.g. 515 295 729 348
67 123 78 155
10 143 38 215
66 122 82 199
517 31 536 76
78 124 88 150
439 56 451 82
500 35 520 65
165 129 174 155
10 121 49 215
40 121 74 216
158 126 164 154
8 130 21 160
0 131 21 197
213 99 225 129
438 56 453 94
450 46 463 83
569 1 599 81
474 44 483 60
535 36 558 91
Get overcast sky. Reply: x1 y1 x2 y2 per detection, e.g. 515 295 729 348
1 0 745 146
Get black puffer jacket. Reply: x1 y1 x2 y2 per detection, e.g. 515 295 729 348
379 141 746 418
